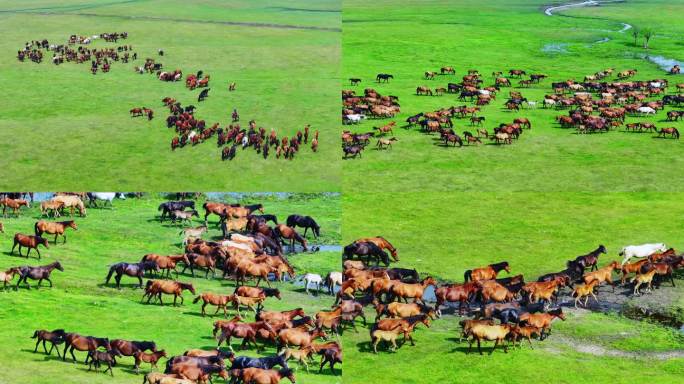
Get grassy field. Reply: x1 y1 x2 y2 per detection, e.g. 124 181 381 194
342 0 684 192
341 192 684 383
0 193 341 384
0 0 340 191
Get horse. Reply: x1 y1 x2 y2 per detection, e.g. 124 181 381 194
518 308 565 340
389 277 437 305
11 233 49 258
658 127 680 139
159 201 195 222
106 261 159 289
198 88 210 102
1 267 19 289
0 198 30 217
466 323 512 355
355 236 398 261
324 271 343 295
230 354 289 370
193 293 235 317
62 333 111 363
376 73 393 83
571 280 599 308
87 192 125 208
32 329 66 357
15 261 63 289
286 215 320 239
134 350 167 374
239 368 296 384
142 279 196 306
619 243 667 265
435 282 478 315
40 200 64 218
50 195 86 217
298 273 323 295
464 262 510 282
217 321 276 352
343 242 389 267
34 220 77 244
275 224 307 252
569 245 606 272
87 349 121 376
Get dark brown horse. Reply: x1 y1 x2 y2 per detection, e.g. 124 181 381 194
569 245 606 272
106 261 159 289
11 233 49 258
32 329 66 357
15 261 63 289
34 220 78 244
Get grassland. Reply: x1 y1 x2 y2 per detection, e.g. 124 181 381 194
0 193 341 384
342 0 684 192
0 0 341 191
341 192 684 383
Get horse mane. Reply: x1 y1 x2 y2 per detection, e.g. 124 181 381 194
548 308 563 316
178 282 194 289
490 261 509 270
58 220 75 225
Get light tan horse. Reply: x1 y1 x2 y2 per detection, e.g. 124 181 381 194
34 220 78 244
50 195 87 217
40 200 64 218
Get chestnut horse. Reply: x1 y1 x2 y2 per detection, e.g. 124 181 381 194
34 220 78 244
390 276 437 304
275 224 307 252
464 261 510 282
62 333 111 363
1 197 30 217
12 233 49 258
142 279 196 306
193 293 235 317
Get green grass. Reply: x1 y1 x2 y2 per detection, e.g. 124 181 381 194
341 192 684 383
0 0 341 191
342 0 684 192
0 193 341 384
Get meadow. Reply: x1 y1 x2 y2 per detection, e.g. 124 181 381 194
0 0 341 191
0 193 341 384
342 0 684 192
341 192 684 383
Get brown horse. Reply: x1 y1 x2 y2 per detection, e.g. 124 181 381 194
32 329 66 357
464 262 510 282
435 282 479 315
62 333 111 363
355 236 398 261
390 277 437 304
1 197 30 217
134 350 167 373
34 220 77 244
658 127 680 139
217 321 276 352
582 261 620 291
277 328 327 350
234 259 275 287
373 314 431 346
12 233 49 258
142 279 196 306
239 368 296 384
620 259 649 284
193 293 235 317
142 254 189 278
257 308 306 323
466 323 512 355
519 308 565 340
275 224 307 252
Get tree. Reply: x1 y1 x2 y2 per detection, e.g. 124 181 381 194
642 28 654 49
631 28 639 47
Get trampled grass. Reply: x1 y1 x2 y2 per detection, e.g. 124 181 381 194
342 0 684 192
341 191 684 383
0 0 341 191
0 193 341 384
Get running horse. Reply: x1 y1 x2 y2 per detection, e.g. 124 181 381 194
286 214 320 239
15 261 63 289
34 220 78 244
11 233 49 258
355 236 398 261
464 261 510 282
568 245 606 272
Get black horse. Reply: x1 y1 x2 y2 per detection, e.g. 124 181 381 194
230 354 288 370
569 245 606 272
376 73 394 83
286 214 320 239
158 201 195 222
537 260 584 288
383 267 419 282
343 242 389 267
15 261 64 289
252 214 278 225
491 307 520 324
105 261 159 289
198 88 210 102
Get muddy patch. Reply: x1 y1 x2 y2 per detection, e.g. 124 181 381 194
550 335 684 359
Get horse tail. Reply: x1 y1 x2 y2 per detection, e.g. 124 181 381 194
34 221 41 236
105 265 116 284
464 270 472 282
618 248 625 257
675 128 680 139
192 295 202 304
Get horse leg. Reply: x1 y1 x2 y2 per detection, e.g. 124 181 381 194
477 339 483 355
45 277 52 288
70 347 77 363
34 338 41 353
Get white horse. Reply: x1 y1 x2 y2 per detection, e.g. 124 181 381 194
297 273 323 295
324 271 343 295
525 100 537 109
619 243 667 265
543 99 556 108
637 106 656 115
343 114 365 124
89 192 125 208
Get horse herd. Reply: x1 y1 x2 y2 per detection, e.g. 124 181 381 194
2 195 343 382
339 237 684 355
342 65 682 158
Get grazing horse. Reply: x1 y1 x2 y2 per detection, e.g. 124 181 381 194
658 127 680 139
464 262 510 282
15 261 63 289
34 220 77 244
159 201 195 222
32 329 66 357
298 273 324 295
11 233 49 258
619 243 667 265
51 195 87 217
286 214 320 239
62 333 111 363
354 236 398 261
343 242 389 266
376 73 393 83
275 224 307 252
569 245 606 272
106 261 159 289
142 279 196 306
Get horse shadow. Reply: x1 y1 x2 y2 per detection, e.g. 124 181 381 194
1 251 40 259
96 282 142 290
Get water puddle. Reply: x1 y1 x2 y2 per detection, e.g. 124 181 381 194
542 43 570 54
